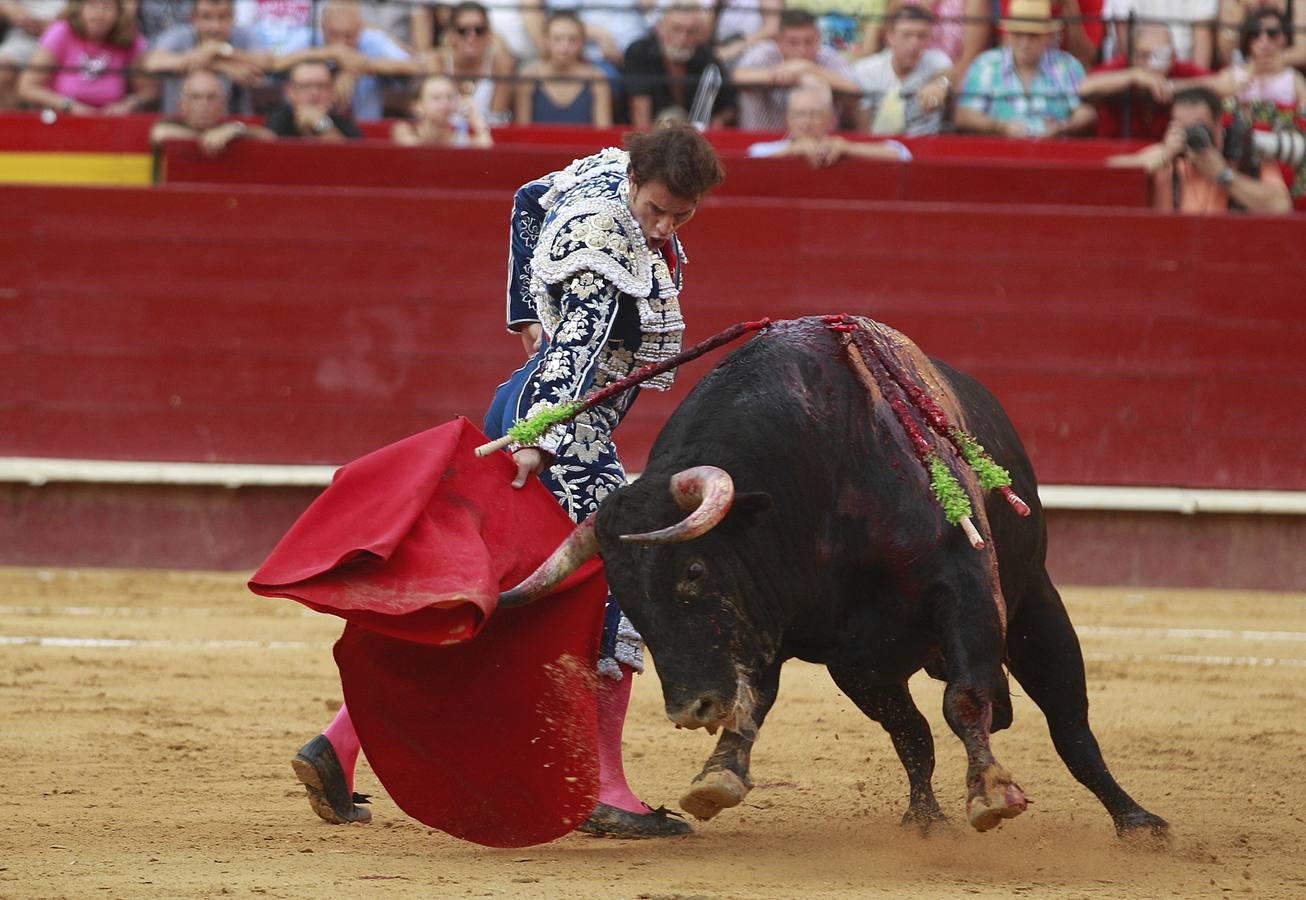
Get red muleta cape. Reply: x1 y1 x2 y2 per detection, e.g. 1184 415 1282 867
248 417 608 847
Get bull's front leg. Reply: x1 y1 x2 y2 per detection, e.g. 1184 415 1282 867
943 681 1028 831
827 667 947 834
935 573 1028 832
679 660 781 821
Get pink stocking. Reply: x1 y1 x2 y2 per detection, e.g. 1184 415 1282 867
323 702 361 794
595 664 645 813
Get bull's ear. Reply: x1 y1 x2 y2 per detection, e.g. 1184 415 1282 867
723 491 772 531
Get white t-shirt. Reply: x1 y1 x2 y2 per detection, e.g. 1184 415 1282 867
851 47 953 136
1102 0 1218 63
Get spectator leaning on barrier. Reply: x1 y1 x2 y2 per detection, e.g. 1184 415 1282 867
423 1 514 125
661 0 782 66
393 72 492 146
277 0 417 122
624 2 737 128
1079 21 1209 140
149 68 275 154
1215 8 1306 109
0 0 65 109
1108 85 1291 213
515 11 612 126
733 9 861 130
747 78 913 164
853 4 954 136
18 0 158 114
144 0 272 116
955 0 1096 137
1217 0 1306 68
1103 1 1218 69
264 58 361 138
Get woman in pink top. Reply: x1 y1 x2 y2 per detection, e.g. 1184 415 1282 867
18 0 155 114
1221 8 1306 107
1211 6 1306 107
1217 0 1306 68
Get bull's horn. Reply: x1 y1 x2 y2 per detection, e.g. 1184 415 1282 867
499 514 600 608
620 466 734 544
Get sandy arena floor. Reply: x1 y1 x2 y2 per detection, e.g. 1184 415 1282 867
2 567 1304 899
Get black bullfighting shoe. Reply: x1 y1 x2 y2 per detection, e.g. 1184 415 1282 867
575 803 692 839
291 734 372 825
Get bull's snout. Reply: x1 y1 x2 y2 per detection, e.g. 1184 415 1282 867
667 694 730 734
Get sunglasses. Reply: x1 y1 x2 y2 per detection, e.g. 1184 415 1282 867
455 24 488 36
1252 27 1284 39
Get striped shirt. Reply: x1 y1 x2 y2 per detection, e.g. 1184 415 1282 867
735 40 857 130
958 47 1085 132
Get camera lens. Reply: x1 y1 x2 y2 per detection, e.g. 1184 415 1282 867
1184 124 1213 152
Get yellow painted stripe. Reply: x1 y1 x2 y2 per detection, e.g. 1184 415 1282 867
0 152 153 186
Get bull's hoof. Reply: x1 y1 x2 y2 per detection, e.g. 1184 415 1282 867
679 769 749 821
1114 810 1170 847
575 803 691 839
292 734 372 825
966 765 1027 832
901 802 950 836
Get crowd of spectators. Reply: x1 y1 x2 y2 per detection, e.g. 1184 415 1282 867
0 0 1303 210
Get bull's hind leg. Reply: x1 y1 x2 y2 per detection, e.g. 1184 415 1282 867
934 574 1029 832
1007 571 1168 839
679 660 781 821
827 668 947 834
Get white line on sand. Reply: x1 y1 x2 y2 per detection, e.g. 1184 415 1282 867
0 636 325 650
1083 652 1306 669
1078 625 1306 642
0 606 318 618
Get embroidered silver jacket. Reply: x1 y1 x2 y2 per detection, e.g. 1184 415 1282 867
518 148 687 454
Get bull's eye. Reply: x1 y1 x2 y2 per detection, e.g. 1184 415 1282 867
685 560 706 581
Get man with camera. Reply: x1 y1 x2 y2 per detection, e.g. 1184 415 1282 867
1109 86 1291 214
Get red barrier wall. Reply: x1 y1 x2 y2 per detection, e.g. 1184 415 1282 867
3 183 1303 492
0 111 1144 159
156 140 1150 207
3 481 1301 589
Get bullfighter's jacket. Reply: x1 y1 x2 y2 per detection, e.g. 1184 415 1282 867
504 147 686 458
493 148 689 678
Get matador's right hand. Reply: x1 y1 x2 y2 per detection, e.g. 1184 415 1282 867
511 448 548 489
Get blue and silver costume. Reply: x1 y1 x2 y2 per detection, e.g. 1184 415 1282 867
484 148 687 680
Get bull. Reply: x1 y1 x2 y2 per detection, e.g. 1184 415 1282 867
503 316 1168 838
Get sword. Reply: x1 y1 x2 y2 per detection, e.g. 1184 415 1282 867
689 63 722 132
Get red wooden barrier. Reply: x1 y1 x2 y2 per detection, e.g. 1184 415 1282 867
156 140 1150 207
0 110 1144 158
2 183 1303 492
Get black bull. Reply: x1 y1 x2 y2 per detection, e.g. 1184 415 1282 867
504 317 1168 838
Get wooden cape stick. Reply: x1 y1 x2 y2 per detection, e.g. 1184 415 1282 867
474 318 773 458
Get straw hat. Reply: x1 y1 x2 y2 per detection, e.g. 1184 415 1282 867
1000 0 1063 34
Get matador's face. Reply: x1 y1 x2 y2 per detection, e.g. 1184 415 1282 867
627 175 698 250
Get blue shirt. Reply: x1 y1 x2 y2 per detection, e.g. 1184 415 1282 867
280 27 410 121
